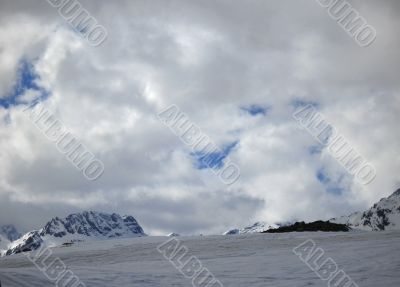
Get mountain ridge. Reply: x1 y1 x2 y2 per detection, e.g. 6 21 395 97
4 211 146 256
224 221 291 235
225 188 400 235
330 188 400 231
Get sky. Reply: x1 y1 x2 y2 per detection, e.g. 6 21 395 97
0 0 399 235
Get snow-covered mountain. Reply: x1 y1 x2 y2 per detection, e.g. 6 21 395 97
5 231 43 256
5 211 146 256
330 188 400 231
40 211 145 238
224 222 288 235
0 224 22 242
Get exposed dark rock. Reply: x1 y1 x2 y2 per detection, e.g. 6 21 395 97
263 221 349 233
5 231 43 256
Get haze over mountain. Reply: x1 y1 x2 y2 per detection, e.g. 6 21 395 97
0 225 21 251
0 225 21 242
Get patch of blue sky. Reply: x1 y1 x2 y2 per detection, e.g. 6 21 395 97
316 168 330 184
291 99 319 109
316 168 347 196
0 59 50 110
65 22 88 37
309 144 324 155
240 104 269 116
192 141 239 170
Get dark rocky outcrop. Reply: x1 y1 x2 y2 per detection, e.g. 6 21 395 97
263 220 349 233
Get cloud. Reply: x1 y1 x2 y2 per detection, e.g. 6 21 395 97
0 0 399 235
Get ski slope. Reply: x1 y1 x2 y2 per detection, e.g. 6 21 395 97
0 231 399 286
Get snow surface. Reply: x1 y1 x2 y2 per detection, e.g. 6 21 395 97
0 231 399 286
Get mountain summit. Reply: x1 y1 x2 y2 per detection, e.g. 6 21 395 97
41 211 145 238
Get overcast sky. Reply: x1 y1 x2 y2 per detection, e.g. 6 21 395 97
0 0 399 235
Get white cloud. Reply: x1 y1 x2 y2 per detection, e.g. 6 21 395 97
0 0 399 235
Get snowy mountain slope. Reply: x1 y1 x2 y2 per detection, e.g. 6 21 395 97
330 188 400 231
5 211 146 256
0 225 22 242
224 221 288 235
224 221 275 234
5 231 43 256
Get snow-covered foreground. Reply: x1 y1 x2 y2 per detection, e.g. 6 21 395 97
0 231 399 286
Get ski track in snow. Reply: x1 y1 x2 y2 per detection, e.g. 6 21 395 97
0 231 399 286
